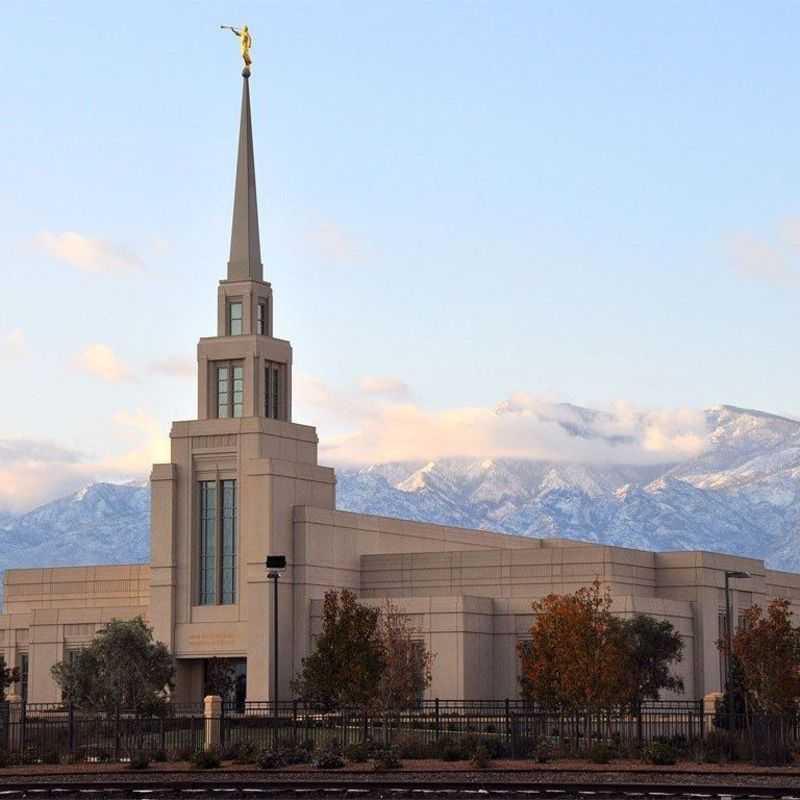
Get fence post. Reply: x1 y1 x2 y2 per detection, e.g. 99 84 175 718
204 695 222 752
68 702 75 756
703 692 721 739
293 699 299 745
362 708 368 744
505 698 510 744
220 698 226 750
434 698 440 741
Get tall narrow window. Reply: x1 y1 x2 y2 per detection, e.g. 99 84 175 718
199 481 217 605
221 480 237 604
265 361 283 419
217 366 230 418
216 361 244 418
17 653 28 702
228 301 243 336
256 302 267 335
232 366 244 418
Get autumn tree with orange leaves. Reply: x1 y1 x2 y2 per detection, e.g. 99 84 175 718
731 598 800 714
518 580 631 712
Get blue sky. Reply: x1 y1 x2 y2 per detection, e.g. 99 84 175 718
1 1 799 509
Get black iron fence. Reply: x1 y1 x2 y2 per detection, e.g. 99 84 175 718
0 702 204 763
0 698 796 766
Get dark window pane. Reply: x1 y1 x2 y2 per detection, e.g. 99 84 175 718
221 480 237 604
199 481 217 605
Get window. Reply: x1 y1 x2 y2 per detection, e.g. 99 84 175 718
228 302 243 336
221 480 237 604
17 653 28 702
199 479 237 606
256 302 267 335
216 362 244 418
199 481 217 605
265 361 283 420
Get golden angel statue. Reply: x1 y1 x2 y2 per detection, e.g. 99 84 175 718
221 24 253 69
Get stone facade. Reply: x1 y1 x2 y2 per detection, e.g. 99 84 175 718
3 72 799 705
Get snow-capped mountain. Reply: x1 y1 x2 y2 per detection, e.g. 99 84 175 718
337 405 800 569
1 405 799 591
0 481 150 584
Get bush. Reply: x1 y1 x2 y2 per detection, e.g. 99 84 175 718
441 741 463 762
191 748 221 769
643 741 678 766
256 750 286 770
0 750 9 769
589 742 614 764
42 749 62 765
395 734 432 759
701 731 728 763
471 745 491 769
344 741 370 763
477 735 509 759
169 746 194 763
282 743 313 765
314 748 345 769
372 746 402 771
128 751 151 770
151 748 168 763
535 741 554 763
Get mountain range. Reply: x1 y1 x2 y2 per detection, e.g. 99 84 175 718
2 405 799 588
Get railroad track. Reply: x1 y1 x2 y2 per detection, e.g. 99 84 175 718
0 778 799 799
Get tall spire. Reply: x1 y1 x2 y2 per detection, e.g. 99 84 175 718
227 72 263 282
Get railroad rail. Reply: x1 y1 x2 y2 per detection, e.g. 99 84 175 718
0 776 799 799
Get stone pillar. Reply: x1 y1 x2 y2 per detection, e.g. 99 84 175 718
204 695 222 751
5 693 23 753
703 691 722 733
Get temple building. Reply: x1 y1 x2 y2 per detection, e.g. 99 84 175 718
3 72 800 705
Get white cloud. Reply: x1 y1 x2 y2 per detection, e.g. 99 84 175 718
74 344 132 383
359 376 410 399
149 357 195 379
727 225 800 287
0 438 86 512
0 328 28 360
301 379 709 467
305 221 364 265
0 411 170 513
36 231 142 274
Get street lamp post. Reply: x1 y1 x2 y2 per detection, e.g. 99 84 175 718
265 555 287 719
724 569 751 742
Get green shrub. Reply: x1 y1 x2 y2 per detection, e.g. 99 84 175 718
535 741 554 763
643 741 678 766
372 747 402 771
191 748 221 769
477 736 509 759
701 731 728 763
314 748 345 769
344 741 370 763
151 748 168 763
282 743 313 765
441 741 463 762
394 734 429 759
128 751 151 770
169 746 194 762
589 742 614 764
42 749 62 765
256 750 286 770
0 750 9 769
471 745 491 769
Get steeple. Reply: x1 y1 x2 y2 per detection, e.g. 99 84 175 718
227 71 263 282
